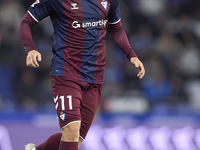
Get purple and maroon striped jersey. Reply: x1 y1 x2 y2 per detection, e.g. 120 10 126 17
28 0 121 84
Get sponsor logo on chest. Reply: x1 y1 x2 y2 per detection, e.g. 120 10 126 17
72 19 108 28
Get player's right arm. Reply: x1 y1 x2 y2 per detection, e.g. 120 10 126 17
17 0 55 68
26 50 42 68
17 12 41 68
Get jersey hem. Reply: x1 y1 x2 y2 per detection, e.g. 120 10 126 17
50 74 104 84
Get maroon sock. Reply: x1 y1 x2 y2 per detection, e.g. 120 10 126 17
59 141 78 150
36 133 62 150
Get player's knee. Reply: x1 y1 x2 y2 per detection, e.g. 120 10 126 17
62 122 80 142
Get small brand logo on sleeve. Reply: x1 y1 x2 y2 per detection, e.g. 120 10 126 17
31 0 40 7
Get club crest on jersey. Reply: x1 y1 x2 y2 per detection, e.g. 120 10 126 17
60 112 65 121
31 0 40 7
101 0 108 10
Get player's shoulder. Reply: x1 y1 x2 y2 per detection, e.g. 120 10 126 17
109 0 119 10
110 0 119 5
38 0 59 3
31 0 58 6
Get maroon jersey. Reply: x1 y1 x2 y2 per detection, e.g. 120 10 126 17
27 0 120 84
18 0 137 84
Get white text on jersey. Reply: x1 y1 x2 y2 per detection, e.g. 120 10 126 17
71 3 79 10
72 19 108 28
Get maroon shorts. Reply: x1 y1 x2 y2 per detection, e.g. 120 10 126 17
51 76 103 140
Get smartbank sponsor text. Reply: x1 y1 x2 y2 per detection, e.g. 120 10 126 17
72 19 108 28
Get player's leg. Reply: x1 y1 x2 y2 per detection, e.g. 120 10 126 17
25 80 99 150
61 121 80 142
24 133 62 150
59 121 80 150
25 133 83 150
78 138 83 147
51 77 83 150
37 133 61 150
79 83 103 141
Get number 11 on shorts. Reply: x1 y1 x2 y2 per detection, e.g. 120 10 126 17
54 95 72 110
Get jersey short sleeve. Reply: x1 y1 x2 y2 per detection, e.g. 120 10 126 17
108 0 121 24
28 0 56 22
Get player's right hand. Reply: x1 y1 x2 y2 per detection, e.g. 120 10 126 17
26 50 42 68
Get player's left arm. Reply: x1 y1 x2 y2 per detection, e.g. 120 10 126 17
108 22 145 79
108 0 145 79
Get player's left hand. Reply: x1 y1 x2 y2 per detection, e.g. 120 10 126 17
130 57 145 79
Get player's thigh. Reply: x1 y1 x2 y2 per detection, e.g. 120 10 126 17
51 76 83 130
80 84 103 140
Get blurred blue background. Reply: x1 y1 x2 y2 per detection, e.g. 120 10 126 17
1 0 200 149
